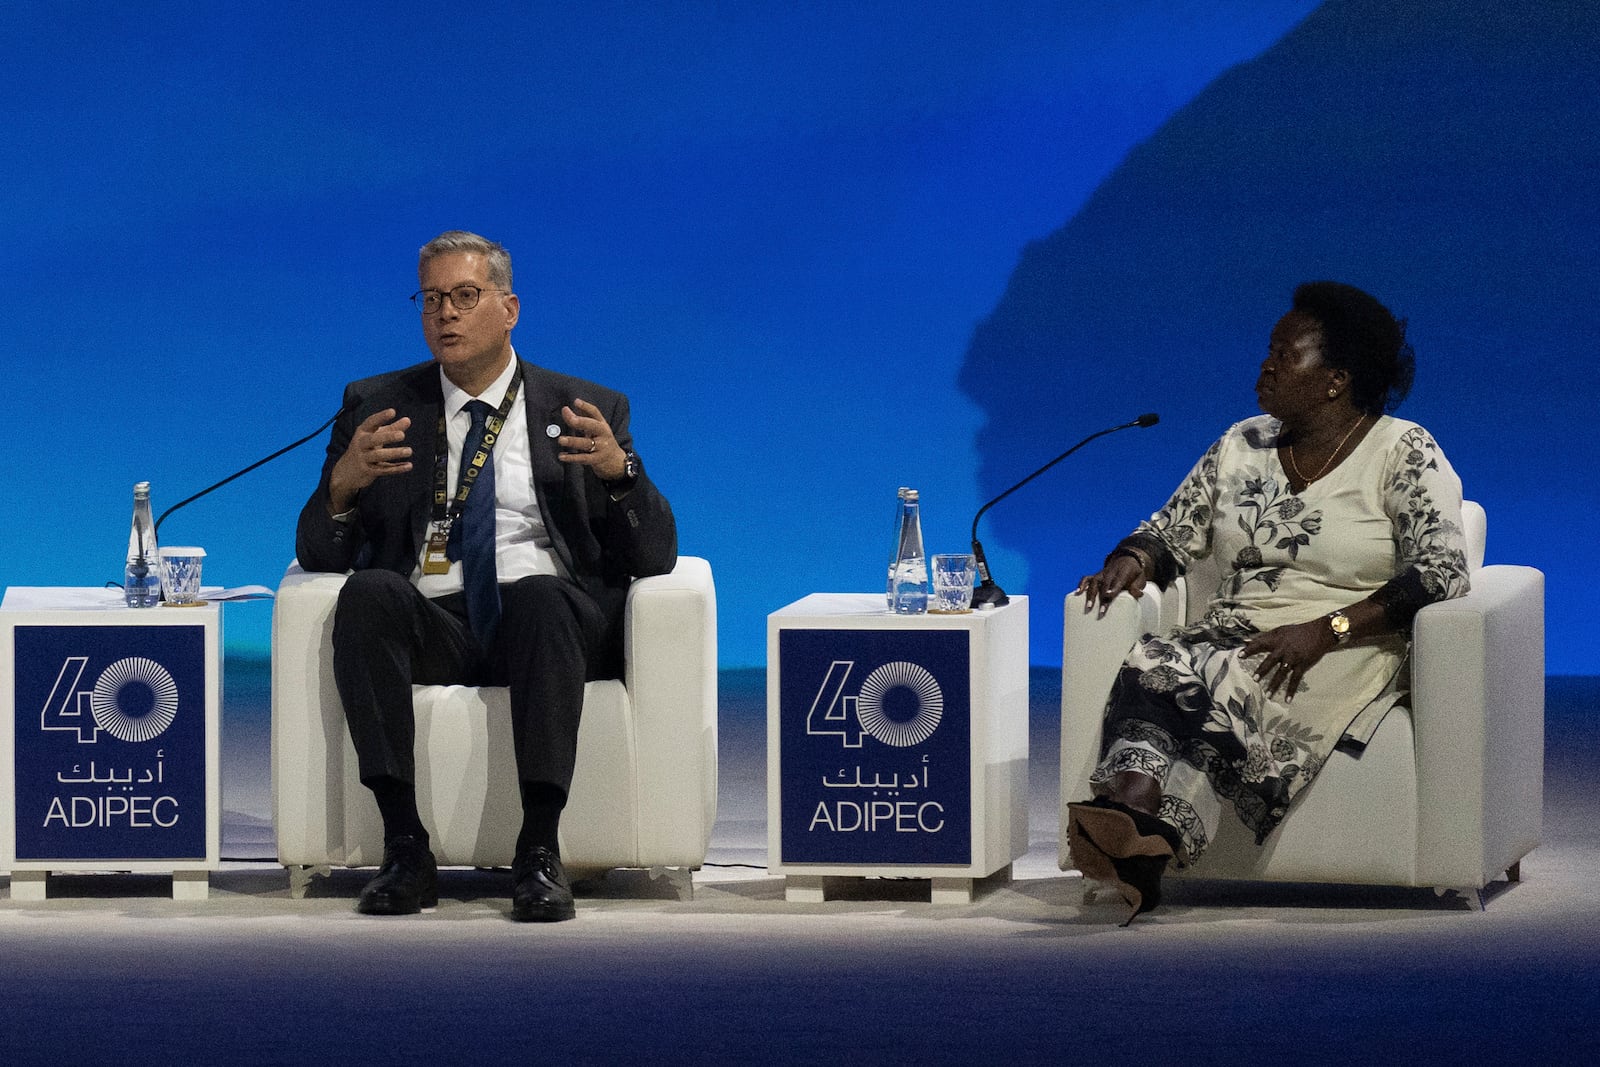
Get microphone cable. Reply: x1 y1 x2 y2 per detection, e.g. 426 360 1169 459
154 407 343 535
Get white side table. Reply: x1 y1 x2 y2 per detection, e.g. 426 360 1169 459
1 588 221 900
767 594 1028 903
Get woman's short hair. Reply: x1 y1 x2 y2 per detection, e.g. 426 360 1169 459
1292 281 1415 414
419 230 513 291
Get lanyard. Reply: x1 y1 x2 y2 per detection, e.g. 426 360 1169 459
430 362 524 529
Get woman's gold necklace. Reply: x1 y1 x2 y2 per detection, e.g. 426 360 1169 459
1288 413 1368 485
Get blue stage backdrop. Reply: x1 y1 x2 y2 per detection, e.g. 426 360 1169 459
5 1 1593 673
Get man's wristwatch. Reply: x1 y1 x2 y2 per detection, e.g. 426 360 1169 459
1325 610 1352 643
605 450 641 497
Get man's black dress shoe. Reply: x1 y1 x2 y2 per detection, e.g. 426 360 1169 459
357 835 438 915
511 845 576 922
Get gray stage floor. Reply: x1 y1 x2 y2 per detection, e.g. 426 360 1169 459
2 670 1597 1063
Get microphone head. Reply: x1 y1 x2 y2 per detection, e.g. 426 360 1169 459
1135 412 1159 427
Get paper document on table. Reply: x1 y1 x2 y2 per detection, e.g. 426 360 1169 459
200 586 275 601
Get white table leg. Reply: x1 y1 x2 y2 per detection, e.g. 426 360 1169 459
930 876 975 904
11 871 49 901
172 870 209 901
785 875 828 903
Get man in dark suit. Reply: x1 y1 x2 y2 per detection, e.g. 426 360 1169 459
296 230 676 921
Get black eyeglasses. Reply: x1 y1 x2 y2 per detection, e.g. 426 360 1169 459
410 285 509 314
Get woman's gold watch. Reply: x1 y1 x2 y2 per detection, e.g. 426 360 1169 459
1326 610 1352 643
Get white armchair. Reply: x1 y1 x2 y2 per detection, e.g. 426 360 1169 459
1059 502 1544 896
272 556 717 896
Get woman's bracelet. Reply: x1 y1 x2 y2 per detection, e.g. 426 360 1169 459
1109 544 1155 579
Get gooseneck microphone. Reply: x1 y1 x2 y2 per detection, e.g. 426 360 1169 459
154 407 345 535
969 413 1159 609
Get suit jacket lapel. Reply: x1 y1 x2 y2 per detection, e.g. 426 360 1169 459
519 360 577 574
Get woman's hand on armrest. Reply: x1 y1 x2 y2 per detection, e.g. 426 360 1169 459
1077 553 1149 615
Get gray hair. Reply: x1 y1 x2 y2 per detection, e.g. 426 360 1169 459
418 230 513 290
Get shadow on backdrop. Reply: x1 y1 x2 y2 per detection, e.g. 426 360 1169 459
960 0 1597 669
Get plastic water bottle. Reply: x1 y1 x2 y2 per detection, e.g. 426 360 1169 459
124 481 161 608
886 486 909 608
889 488 927 614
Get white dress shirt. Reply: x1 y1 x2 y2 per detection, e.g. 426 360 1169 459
413 353 568 597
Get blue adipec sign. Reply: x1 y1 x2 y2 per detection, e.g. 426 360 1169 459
780 627 970 864
12 624 206 861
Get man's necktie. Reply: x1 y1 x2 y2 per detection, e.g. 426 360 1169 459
451 399 501 645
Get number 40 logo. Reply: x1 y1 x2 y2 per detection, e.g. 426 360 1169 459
805 659 944 749
41 656 180 745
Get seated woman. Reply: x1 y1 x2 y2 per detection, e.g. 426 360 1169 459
1068 281 1470 924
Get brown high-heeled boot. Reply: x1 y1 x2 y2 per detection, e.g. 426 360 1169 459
1067 797 1184 925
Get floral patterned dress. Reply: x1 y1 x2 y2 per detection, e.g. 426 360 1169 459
1089 415 1470 864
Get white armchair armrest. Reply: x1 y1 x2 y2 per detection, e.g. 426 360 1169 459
1411 564 1544 887
624 556 719 864
1057 587 1164 869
